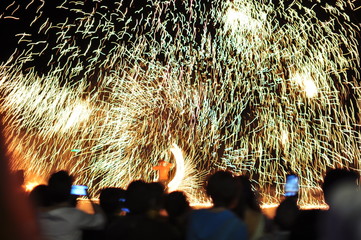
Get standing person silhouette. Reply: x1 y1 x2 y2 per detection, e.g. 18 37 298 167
152 160 174 187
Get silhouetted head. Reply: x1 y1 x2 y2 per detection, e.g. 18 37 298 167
48 170 73 204
206 171 240 208
164 191 190 219
29 184 51 208
290 209 322 240
233 175 260 219
148 182 165 211
275 197 300 231
99 187 126 215
238 175 260 210
322 168 359 205
126 180 152 214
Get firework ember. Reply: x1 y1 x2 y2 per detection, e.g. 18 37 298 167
0 0 360 205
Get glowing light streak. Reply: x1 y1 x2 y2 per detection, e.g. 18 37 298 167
25 181 40 192
293 73 318 98
0 0 359 206
167 143 185 192
281 130 289 146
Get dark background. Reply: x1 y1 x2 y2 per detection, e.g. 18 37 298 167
1 0 360 74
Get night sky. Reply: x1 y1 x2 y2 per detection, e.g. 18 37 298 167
1 0 361 74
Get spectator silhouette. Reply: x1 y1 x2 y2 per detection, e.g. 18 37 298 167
186 171 247 240
147 182 166 219
83 187 126 240
38 170 105 240
289 209 322 240
321 168 359 207
165 191 191 239
233 175 267 240
106 180 180 240
99 187 127 218
29 184 51 210
272 197 300 240
318 168 360 240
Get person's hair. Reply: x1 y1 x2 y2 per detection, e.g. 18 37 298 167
29 184 51 208
322 168 359 205
148 182 165 210
48 170 73 204
233 175 260 219
206 171 239 208
274 197 299 231
239 175 260 210
99 187 126 215
126 180 152 214
164 191 190 220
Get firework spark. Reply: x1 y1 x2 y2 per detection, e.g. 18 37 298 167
0 0 360 205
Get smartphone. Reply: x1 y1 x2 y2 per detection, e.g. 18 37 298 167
121 207 130 213
71 185 88 196
284 175 299 197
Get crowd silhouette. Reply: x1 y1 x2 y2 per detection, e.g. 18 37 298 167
3 167 361 240
1 121 361 240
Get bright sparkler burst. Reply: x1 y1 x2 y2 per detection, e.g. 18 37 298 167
0 0 360 205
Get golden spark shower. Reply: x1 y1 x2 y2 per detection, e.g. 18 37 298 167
0 0 360 205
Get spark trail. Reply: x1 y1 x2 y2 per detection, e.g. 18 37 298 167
0 0 360 205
